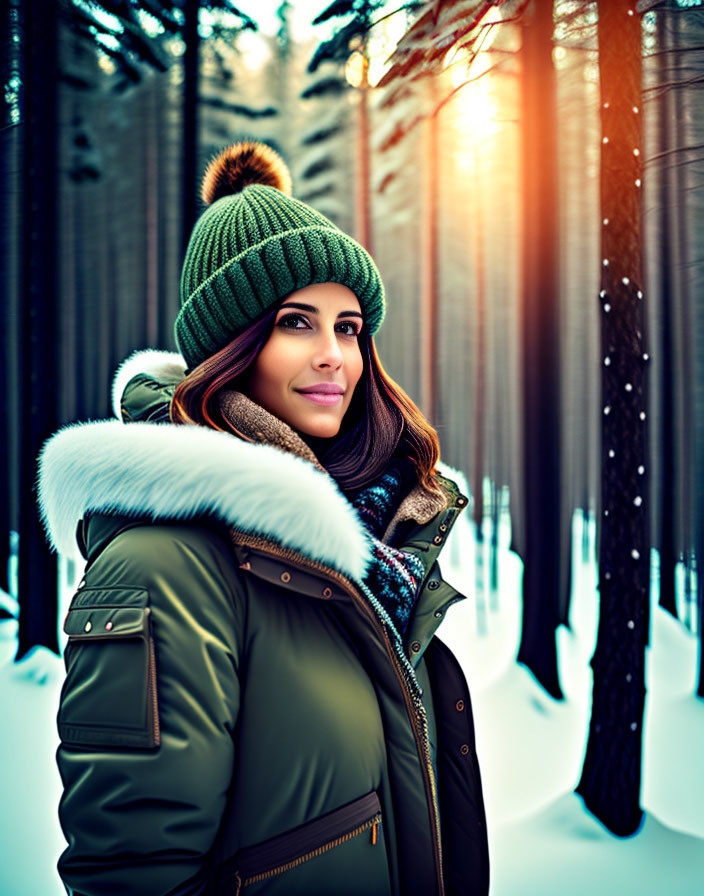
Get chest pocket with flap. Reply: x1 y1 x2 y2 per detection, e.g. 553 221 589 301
58 586 160 750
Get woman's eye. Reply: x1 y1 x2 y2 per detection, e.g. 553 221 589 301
277 315 360 336
277 314 309 329
337 321 361 337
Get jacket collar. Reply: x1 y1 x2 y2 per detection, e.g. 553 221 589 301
217 389 328 473
215 388 449 544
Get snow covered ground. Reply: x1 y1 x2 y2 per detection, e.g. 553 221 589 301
1 493 703 895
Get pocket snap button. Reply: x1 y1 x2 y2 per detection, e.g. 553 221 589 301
280 571 291 583
455 699 465 712
460 743 470 756
428 580 440 590
410 640 421 653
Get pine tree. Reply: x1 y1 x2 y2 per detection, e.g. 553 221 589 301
576 0 649 836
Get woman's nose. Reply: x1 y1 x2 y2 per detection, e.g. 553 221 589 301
313 327 344 368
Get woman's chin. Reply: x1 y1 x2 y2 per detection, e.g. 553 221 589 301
292 414 343 441
297 421 341 440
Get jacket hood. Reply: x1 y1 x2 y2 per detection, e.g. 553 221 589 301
38 417 375 581
38 349 461 584
111 348 187 421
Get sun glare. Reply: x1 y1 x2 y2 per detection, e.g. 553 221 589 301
443 46 499 149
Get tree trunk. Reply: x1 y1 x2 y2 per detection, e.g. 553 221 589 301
419 76 439 424
692 7 704 699
16 0 60 659
472 144 486 534
146 78 160 347
516 0 563 700
355 51 373 255
490 481 499 599
655 4 678 618
671 7 694 631
182 0 200 252
698 524 704 697
0 0 18 597
576 0 648 836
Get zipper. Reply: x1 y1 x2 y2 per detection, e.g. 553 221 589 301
233 812 382 894
230 530 445 895
223 791 381 891
146 610 161 747
377 618 442 888
375 608 443 895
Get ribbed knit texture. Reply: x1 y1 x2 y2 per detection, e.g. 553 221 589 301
348 464 427 638
176 184 385 369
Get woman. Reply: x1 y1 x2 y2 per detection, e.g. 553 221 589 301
39 142 488 896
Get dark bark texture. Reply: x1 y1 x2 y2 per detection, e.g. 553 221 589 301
16 0 60 658
654 7 678 619
0 1 16 596
576 0 649 837
516 0 563 700
182 0 200 252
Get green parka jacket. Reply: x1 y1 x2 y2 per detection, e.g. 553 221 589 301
38 350 489 896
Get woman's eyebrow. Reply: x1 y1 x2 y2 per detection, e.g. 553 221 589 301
278 301 364 320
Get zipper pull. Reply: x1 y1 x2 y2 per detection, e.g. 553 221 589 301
234 871 242 896
371 819 378 845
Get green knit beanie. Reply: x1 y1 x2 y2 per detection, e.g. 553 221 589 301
175 141 386 369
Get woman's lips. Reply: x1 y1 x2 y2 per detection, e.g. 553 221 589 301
295 390 343 406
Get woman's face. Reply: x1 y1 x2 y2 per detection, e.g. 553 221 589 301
245 282 365 439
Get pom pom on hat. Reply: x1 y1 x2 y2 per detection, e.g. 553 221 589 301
176 140 386 369
201 141 293 205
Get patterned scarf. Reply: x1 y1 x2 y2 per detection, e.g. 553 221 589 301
346 462 427 638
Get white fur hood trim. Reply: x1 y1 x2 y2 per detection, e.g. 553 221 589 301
37 419 373 581
111 348 187 420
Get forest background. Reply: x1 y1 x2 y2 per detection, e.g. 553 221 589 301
1 0 703 870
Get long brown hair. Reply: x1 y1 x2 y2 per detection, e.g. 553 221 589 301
170 302 443 496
